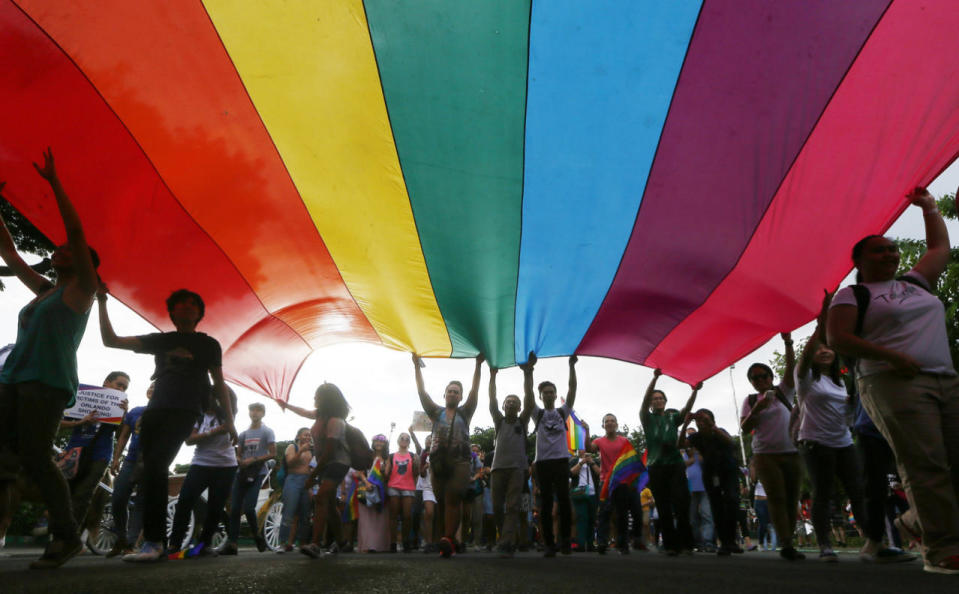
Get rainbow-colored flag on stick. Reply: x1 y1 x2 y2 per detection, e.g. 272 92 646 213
365 457 387 508
342 476 359 522
599 440 648 501
566 410 588 454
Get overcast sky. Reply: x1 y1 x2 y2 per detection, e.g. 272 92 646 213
2 162 957 466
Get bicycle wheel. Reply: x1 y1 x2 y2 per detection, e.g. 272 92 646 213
86 502 117 555
167 497 194 547
263 500 284 552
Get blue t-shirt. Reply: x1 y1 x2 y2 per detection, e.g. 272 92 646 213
683 451 705 492
123 406 147 462
65 421 117 463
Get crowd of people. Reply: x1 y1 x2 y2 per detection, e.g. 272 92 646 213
0 152 957 576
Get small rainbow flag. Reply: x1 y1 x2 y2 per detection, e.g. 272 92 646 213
342 475 359 522
599 440 648 501
366 457 386 505
566 410 588 454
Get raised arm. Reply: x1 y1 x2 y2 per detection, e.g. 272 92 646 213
97 288 144 351
408 425 423 455
678 381 702 420
33 150 97 307
565 355 578 410
780 332 796 391
413 354 439 417
0 183 53 295
797 290 831 384
909 187 951 286
639 368 663 425
277 399 317 420
520 351 537 414
488 365 500 419
463 354 485 417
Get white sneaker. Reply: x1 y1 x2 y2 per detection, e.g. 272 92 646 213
122 541 164 562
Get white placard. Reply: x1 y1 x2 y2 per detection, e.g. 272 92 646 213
62 384 128 425
411 410 433 432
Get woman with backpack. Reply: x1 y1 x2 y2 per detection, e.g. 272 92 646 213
278 427 314 552
297 383 352 558
828 186 959 575
740 332 803 561
795 293 867 562
385 432 420 553
413 353 485 558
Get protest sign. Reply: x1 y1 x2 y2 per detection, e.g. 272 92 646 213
411 410 433 432
62 384 128 425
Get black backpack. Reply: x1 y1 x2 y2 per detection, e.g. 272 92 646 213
747 388 792 411
533 406 569 432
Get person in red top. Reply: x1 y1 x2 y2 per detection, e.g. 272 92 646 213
386 433 420 553
590 414 643 554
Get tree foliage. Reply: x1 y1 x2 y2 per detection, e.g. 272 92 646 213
0 196 56 290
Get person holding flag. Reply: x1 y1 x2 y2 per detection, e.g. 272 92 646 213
590 413 647 554
640 370 700 556
522 352 578 557
488 364 531 558
678 409 743 556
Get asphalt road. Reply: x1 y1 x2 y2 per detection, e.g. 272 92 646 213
1 546 954 593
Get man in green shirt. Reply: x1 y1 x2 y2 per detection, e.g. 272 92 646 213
640 369 701 555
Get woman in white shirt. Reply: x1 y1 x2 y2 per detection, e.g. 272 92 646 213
168 389 238 555
795 294 865 562
828 186 959 575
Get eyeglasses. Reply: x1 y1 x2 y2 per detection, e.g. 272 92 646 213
748 372 772 382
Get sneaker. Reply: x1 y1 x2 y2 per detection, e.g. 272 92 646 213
861 547 918 564
455 541 466 555
390 542 398 553
731 546 745 554
617 547 630 556
255 535 267 553
717 548 732 557
438 537 455 559
422 543 434 554
544 544 557 558
122 541 164 563
497 545 514 559
682 548 695 556
666 549 680 557
924 555 959 575
746 544 758 552
219 542 238 556
299 544 321 559
780 546 806 561
819 549 839 562
29 537 83 569
323 542 339 558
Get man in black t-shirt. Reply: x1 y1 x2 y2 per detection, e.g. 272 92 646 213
99 288 235 562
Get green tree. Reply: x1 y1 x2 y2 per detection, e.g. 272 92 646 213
0 196 56 290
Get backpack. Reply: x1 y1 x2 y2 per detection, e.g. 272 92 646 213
345 423 374 471
533 406 570 432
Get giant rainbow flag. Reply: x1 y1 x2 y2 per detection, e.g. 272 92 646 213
1 1 957 401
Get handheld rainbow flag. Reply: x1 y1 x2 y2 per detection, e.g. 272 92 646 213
599 440 648 501
366 457 386 507
566 410 588 454
342 475 359 522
